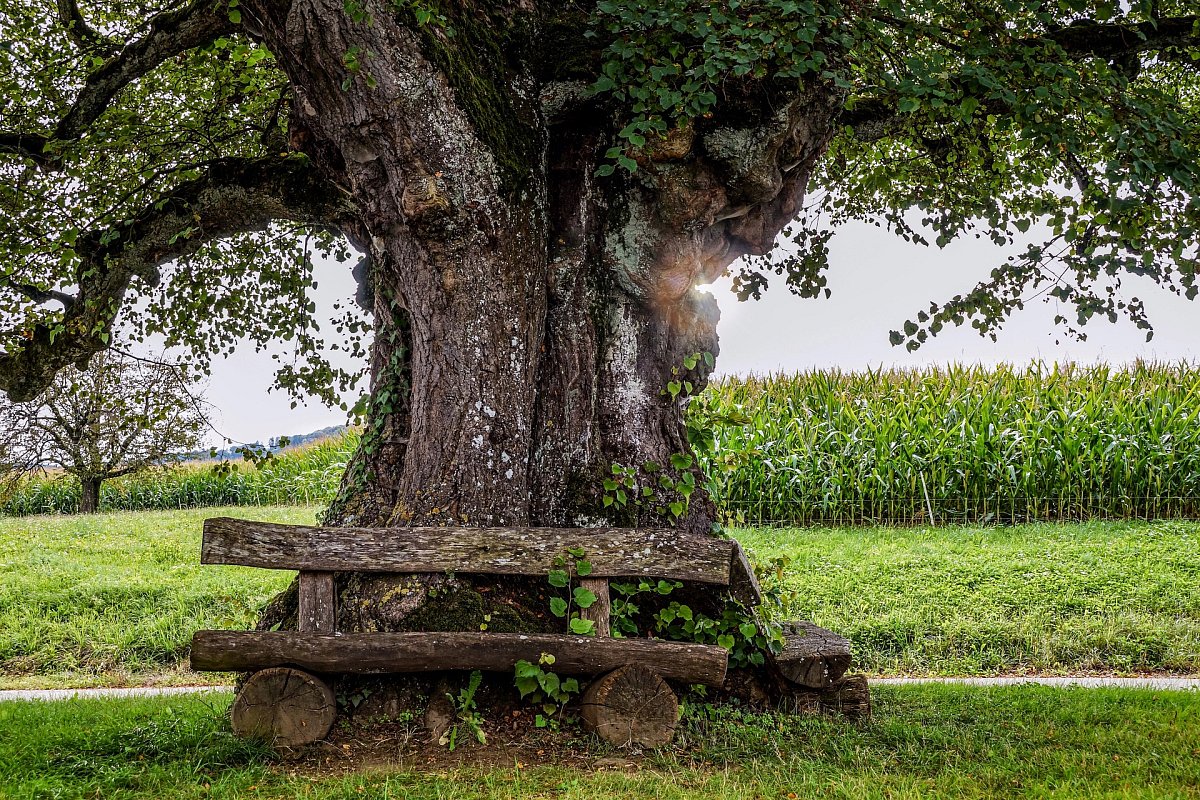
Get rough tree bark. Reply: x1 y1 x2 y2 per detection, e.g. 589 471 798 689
78 475 103 514
242 0 840 704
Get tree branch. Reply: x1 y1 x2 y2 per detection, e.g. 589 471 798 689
0 155 356 401
1048 15 1200 61
55 0 118 54
2 280 77 311
0 0 235 167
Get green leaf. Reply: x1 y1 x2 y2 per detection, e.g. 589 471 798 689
538 671 561 695
575 559 593 576
548 570 569 588
717 634 736 650
573 586 598 608
569 617 596 635
739 622 758 640
549 597 568 617
515 675 539 698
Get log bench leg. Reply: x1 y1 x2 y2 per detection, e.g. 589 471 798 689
580 665 679 748
231 667 337 746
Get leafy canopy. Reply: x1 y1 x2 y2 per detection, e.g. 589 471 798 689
0 0 1197 402
587 0 1199 346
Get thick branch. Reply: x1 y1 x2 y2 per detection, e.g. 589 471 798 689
0 0 235 167
1048 15 1200 60
0 155 355 401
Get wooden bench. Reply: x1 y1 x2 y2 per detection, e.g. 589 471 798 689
191 517 764 747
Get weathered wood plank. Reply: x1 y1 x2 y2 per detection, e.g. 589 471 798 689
579 578 611 637
190 630 728 686
298 572 336 634
728 541 763 607
202 518 736 585
772 620 852 688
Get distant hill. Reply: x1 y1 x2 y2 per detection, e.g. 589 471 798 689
187 425 348 462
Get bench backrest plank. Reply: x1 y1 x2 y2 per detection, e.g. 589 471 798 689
203 517 738 586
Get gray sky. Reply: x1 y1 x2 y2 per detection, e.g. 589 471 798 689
199 221 1200 445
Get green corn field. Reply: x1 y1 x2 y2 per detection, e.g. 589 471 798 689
0 431 359 516
5 363 1200 524
691 362 1200 526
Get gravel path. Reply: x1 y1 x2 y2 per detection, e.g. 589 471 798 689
874 676 1200 690
0 686 233 702
2 676 1197 702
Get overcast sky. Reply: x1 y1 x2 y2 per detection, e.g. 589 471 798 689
198 220 1200 446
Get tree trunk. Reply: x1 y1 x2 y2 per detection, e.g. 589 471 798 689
244 0 838 701
78 475 103 514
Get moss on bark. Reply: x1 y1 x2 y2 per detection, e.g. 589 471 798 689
402 1 540 195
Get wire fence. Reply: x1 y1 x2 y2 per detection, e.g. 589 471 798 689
715 495 1200 527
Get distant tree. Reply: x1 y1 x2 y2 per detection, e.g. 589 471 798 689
0 352 207 512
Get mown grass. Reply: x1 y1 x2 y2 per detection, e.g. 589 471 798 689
2 684 1199 799
0 507 307 688
1 433 357 516
2 507 1197 687
739 520 1200 675
696 362 1200 525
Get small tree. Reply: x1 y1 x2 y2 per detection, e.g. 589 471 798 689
0 352 207 513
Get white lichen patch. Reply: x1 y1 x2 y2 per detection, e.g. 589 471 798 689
604 197 659 301
604 296 650 444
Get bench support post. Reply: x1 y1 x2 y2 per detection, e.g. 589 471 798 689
298 571 336 633
580 577 611 637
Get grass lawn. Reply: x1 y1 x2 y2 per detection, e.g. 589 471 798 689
2 684 1198 799
739 520 1200 676
1 507 1198 687
0 507 308 689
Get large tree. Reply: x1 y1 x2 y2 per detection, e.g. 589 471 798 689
1 1 1197 646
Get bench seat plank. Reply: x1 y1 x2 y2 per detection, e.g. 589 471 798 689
203 518 737 586
190 630 729 686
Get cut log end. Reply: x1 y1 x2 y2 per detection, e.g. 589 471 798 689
579 664 679 749
773 620 852 689
230 667 336 747
819 675 872 720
